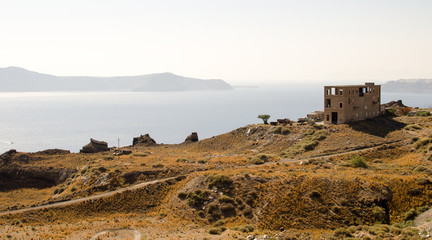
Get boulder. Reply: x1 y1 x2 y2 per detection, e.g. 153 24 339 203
185 132 199 142
80 138 110 153
132 134 157 146
113 149 133 156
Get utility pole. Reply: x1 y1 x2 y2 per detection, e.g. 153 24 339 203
117 138 120 161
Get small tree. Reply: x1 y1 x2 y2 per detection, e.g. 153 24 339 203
257 114 270 124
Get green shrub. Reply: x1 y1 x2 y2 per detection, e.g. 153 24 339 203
176 158 189 163
416 205 430 214
405 124 422 131
273 126 290 135
133 152 149 157
242 205 253 218
103 156 114 161
197 159 209 164
248 153 278 165
206 175 234 189
416 111 431 117
414 137 432 150
281 131 327 157
389 226 402 235
233 225 254 233
219 195 235 203
350 155 368 168
177 192 187 199
197 210 205 218
281 127 291 135
372 206 386 223
404 208 417 221
214 219 225 227
334 227 352 237
417 178 432 185
414 165 428 172
301 140 320 151
54 187 64 194
305 129 315 135
220 203 236 216
385 108 397 116
152 164 164 168
187 189 211 207
207 203 219 214
98 166 107 172
249 157 266 165
273 126 282 134
209 228 221 235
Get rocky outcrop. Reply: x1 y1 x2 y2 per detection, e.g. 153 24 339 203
185 132 199 143
80 138 110 153
383 100 405 108
133 134 157 146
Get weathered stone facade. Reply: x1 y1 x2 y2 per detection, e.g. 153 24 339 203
324 83 381 124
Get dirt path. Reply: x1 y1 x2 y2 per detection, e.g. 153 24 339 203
414 208 432 236
0 176 181 217
415 209 432 226
277 140 404 164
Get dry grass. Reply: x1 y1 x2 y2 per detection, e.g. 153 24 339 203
1 113 432 239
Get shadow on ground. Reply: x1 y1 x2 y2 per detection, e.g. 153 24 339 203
347 117 406 138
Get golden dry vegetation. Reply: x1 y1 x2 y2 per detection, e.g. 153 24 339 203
1 111 432 239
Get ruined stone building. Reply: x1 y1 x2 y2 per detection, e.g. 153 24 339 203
324 83 381 124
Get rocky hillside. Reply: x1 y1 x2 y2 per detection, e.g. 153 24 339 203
1 108 432 239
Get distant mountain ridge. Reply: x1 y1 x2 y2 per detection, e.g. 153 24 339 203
0 67 233 92
382 79 432 93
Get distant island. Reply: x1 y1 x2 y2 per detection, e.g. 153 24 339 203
0 67 233 92
382 79 432 93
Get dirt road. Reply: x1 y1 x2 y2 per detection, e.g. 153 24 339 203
0 176 181 217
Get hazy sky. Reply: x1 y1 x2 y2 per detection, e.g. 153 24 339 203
1 0 431 84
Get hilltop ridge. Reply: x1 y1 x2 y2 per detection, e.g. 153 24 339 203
0 66 233 92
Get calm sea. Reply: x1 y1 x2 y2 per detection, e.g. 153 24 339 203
0 85 430 153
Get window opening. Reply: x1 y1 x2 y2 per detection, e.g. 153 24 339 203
325 99 331 108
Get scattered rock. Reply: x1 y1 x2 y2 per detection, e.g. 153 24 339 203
113 149 133 156
80 138 110 153
185 132 199 142
93 173 111 187
133 134 157 146
256 235 270 240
